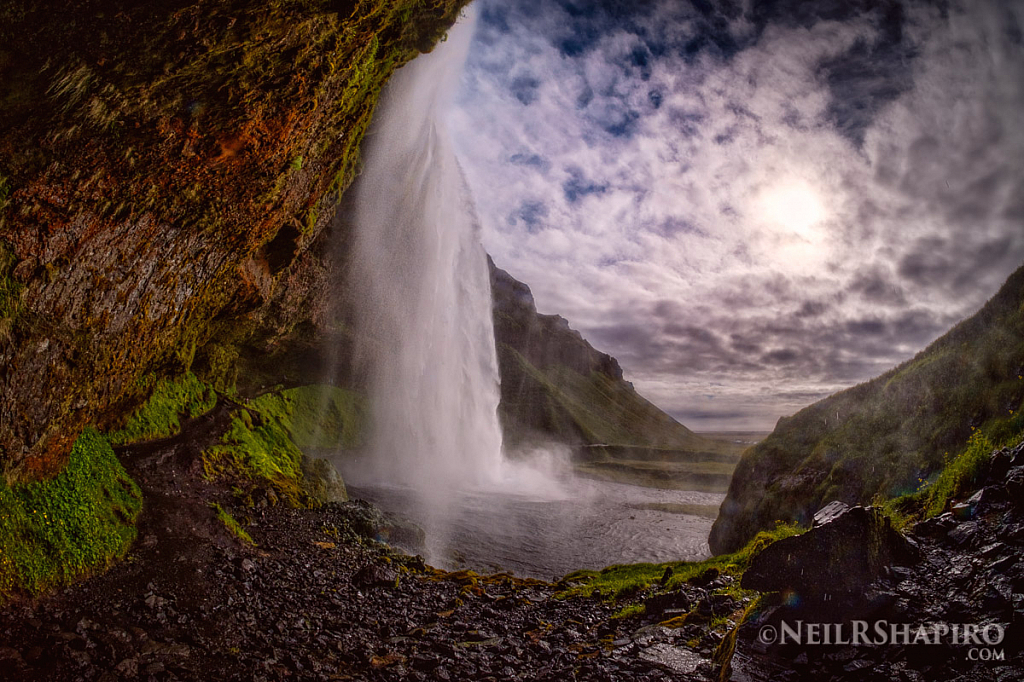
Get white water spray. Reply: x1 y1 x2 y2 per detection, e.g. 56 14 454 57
346 9 507 501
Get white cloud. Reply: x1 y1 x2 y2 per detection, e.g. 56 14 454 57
451 0 1024 431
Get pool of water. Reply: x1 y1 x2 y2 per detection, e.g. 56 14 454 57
348 476 723 580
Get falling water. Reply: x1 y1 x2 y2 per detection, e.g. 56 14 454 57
345 9 506 504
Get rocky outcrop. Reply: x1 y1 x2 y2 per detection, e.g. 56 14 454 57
490 258 720 456
710 262 1024 554
741 503 919 602
723 442 1024 681
0 0 468 482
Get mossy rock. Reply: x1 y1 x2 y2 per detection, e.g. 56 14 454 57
301 456 348 504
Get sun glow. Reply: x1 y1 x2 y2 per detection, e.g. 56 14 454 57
758 179 827 239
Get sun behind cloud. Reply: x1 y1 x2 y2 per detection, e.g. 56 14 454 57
757 178 828 240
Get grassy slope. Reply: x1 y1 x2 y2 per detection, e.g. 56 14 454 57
710 263 1024 554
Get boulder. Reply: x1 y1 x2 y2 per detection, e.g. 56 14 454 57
301 456 349 504
741 504 918 601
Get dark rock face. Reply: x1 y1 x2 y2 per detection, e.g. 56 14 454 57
723 443 1024 681
741 504 919 600
710 263 1024 555
489 258 715 454
0 0 469 481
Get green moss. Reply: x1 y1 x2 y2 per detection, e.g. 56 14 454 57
281 384 365 450
210 502 254 546
107 372 217 446
611 603 645 620
881 423 1023 528
203 406 305 502
201 384 362 505
0 428 142 600
557 522 801 603
921 430 994 517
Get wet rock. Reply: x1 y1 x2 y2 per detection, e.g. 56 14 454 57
812 500 849 526
301 457 348 504
644 591 693 618
913 512 957 538
639 643 706 675
741 505 918 601
353 564 398 589
948 521 980 546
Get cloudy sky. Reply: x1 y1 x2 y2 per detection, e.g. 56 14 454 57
448 0 1024 432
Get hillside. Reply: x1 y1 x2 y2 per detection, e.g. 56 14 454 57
710 261 1024 554
490 259 743 489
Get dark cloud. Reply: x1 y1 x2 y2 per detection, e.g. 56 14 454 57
848 266 907 306
897 241 954 288
845 317 887 336
761 348 801 365
509 74 541 105
562 167 608 203
508 153 550 171
507 201 549 231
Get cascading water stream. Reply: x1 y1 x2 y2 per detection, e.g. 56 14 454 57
344 9 507 512
330 9 720 574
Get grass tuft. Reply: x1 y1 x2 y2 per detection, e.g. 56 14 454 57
557 522 801 603
210 503 254 546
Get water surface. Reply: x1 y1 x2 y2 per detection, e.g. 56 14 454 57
350 477 722 580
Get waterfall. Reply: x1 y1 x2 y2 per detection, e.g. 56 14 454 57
345 8 506 501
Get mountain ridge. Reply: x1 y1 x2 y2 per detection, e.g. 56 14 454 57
710 260 1024 554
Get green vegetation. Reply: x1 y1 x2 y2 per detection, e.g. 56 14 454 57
202 385 363 505
500 345 728 453
611 603 646 620
0 429 142 600
281 384 365 450
557 522 801 603
881 424 1024 529
107 373 217 446
713 264 1024 553
576 459 738 493
210 503 255 546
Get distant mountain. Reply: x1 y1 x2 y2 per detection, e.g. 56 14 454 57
489 259 739 487
710 262 1024 554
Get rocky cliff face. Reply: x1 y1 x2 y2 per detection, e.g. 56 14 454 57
490 258 721 456
710 263 1024 554
0 0 467 482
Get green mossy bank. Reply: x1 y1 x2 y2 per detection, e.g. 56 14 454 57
0 378 361 602
0 429 142 598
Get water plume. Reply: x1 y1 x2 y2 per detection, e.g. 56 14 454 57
344 8 506 505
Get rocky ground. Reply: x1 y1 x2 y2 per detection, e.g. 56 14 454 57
4 418 1024 681
730 442 1024 681
0 417 730 682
